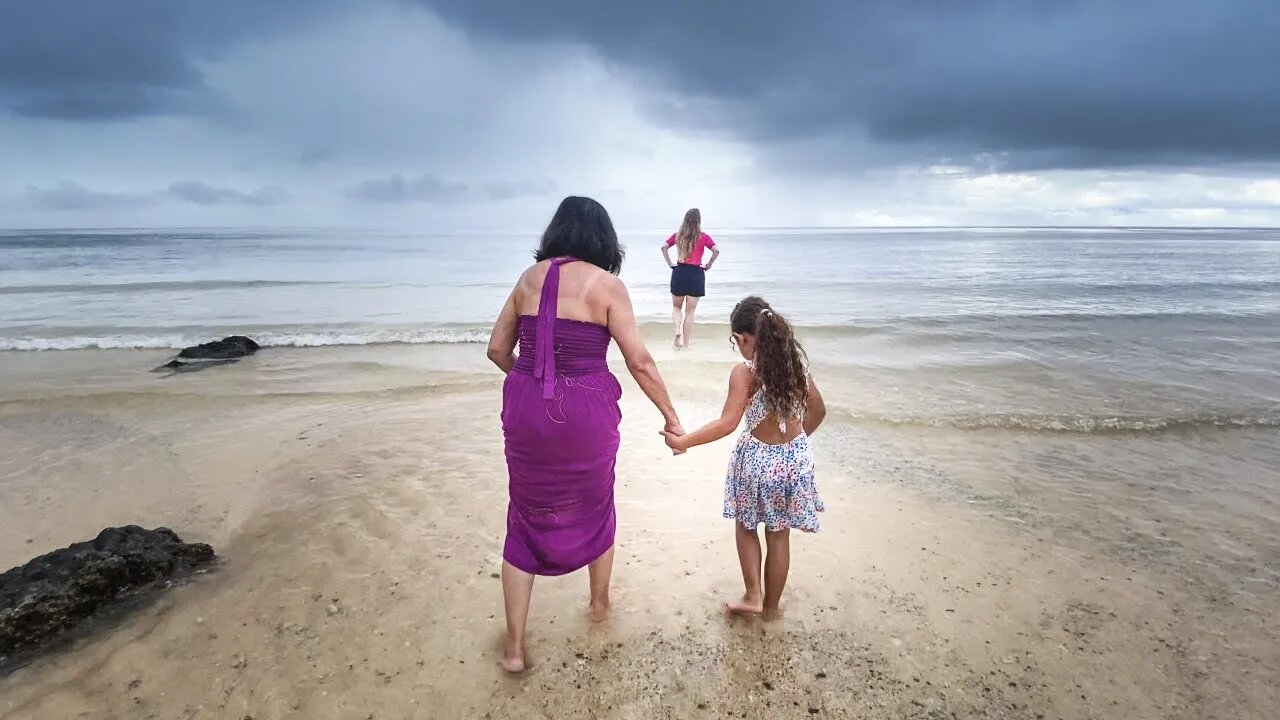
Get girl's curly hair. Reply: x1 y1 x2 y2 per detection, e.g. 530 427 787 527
730 296 808 421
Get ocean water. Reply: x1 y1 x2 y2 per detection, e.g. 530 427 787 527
3 227 1279 429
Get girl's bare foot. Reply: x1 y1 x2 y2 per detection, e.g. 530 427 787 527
762 603 785 621
724 594 764 615
588 598 610 623
673 334 683 350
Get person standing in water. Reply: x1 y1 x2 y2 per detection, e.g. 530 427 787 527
661 208 720 350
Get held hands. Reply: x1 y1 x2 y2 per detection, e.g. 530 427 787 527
661 430 689 455
662 420 688 456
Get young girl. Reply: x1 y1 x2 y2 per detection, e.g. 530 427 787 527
662 296 826 618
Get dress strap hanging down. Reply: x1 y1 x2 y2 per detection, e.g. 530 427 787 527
534 257 575 399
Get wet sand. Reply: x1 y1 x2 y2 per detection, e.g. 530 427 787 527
1 348 1277 719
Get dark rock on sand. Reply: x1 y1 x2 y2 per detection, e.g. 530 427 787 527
0 526 215 663
152 335 259 374
177 335 259 360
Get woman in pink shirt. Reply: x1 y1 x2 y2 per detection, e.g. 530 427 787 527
661 208 720 349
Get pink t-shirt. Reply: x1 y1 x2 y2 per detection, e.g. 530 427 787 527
665 232 717 266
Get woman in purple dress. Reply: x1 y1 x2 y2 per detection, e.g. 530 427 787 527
486 196 683 672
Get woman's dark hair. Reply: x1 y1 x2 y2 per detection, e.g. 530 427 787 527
534 196 624 274
731 296 809 421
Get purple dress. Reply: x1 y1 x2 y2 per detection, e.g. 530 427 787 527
502 257 622 576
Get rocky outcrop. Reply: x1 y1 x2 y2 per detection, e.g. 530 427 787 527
177 335 259 360
0 526 215 664
153 335 260 373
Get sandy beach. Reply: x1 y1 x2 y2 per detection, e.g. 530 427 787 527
5 0 1280 712
1 343 1276 720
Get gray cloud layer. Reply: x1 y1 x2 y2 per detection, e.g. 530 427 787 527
167 181 289 207
348 175 556 203
419 0 1280 170
22 182 155 211
21 181 289 210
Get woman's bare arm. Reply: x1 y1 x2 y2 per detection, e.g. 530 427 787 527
486 286 520 373
661 244 676 268
802 375 826 436
607 278 681 429
703 246 720 270
666 364 753 451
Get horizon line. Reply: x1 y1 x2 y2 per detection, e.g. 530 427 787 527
3 224 1279 234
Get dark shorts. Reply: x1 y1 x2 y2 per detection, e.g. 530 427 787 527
670 263 706 297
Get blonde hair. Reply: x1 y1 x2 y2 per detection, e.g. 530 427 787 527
675 208 701 262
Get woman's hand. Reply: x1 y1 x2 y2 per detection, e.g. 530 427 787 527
660 429 688 455
661 244 676 270
702 246 720 272
662 419 686 455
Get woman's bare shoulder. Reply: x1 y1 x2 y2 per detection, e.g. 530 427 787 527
504 263 541 307
576 264 624 294
515 261 548 286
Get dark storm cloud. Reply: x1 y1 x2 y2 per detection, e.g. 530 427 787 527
419 0 1280 170
167 181 289 207
347 174 556 203
8 0 1277 175
0 0 329 120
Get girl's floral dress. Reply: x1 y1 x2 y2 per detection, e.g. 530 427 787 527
723 372 824 532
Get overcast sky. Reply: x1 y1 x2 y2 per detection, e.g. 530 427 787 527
2 0 1278 230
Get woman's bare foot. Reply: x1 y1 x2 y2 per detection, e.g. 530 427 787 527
588 597 611 623
673 334 683 350
500 652 526 673
501 640 526 673
724 594 764 616
762 603 785 621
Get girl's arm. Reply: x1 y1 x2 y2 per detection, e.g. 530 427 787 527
661 243 676 268
703 246 720 270
606 277 682 432
802 375 826 436
665 364 753 451
486 285 520 373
